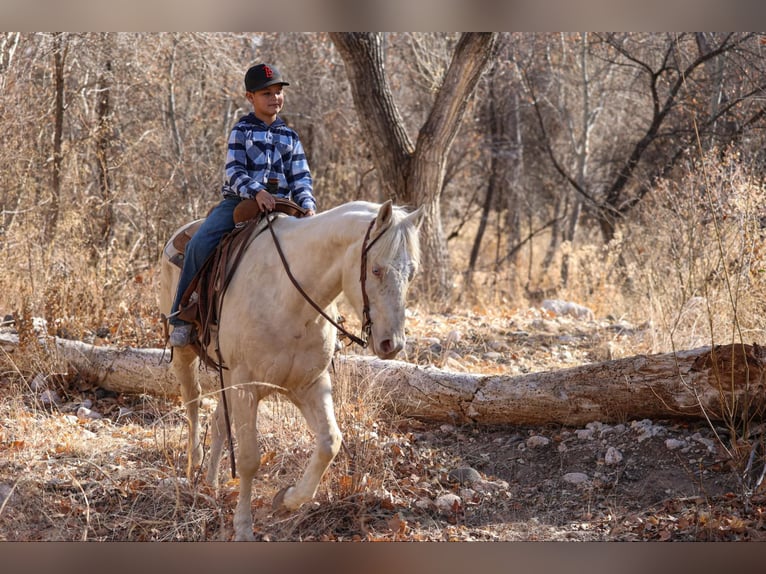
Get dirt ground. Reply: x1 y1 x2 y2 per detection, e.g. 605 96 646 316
1 303 765 541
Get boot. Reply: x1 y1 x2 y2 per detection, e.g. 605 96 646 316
169 323 193 347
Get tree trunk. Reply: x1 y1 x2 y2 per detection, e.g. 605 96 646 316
328 33 413 204
94 46 113 254
464 63 503 297
167 35 190 201
330 32 498 302
463 175 494 295
47 32 66 244
3 333 763 427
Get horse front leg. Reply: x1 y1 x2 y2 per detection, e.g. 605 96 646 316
229 374 260 542
173 345 203 479
273 371 342 512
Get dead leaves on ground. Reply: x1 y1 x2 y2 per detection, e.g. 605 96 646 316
607 495 766 541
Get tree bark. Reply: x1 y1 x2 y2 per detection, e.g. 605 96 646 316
3 333 764 426
330 32 498 302
328 33 414 204
47 32 66 244
464 63 504 296
94 37 114 255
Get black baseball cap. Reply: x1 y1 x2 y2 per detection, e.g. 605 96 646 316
244 63 290 92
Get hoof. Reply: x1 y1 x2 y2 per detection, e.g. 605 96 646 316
271 486 293 516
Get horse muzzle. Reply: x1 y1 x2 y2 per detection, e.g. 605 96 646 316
371 334 404 360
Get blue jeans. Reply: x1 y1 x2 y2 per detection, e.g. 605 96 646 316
169 197 240 326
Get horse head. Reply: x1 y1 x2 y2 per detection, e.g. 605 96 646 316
357 200 423 360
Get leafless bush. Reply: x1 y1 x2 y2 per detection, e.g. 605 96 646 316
621 149 766 352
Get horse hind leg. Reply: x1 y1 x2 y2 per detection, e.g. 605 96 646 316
274 372 342 513
173 346 204 479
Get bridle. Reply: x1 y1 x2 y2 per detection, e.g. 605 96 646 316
265 212 386 348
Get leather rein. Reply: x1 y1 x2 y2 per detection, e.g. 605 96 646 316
265 212 384 348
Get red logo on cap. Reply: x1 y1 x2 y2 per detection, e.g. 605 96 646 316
263 65 273 78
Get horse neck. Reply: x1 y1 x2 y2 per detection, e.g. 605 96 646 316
270 210 371 309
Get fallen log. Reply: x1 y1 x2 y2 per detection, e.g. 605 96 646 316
349 344 766 425
2 332 764 425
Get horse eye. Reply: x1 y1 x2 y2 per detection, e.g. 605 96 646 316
372 266 382 277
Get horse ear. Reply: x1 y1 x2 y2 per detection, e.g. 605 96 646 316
375 200 394 231
403 206 424 229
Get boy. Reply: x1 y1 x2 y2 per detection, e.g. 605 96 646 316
168 63 316 347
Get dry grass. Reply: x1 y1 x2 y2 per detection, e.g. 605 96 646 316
0 345 442 540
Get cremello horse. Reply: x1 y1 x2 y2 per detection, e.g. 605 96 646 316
159 200 421 541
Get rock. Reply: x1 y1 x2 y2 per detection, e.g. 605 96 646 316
562 472 590 485
665 439 686 450
604 446 623 465
39 389 62 406
692 433 717 453
435 493 462 513
526 435 551 448
76 406 103 421
576 429 594 440
542 299 595 320
448 467 483 485
632 419 665 442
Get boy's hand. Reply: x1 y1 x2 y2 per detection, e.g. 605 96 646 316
305 209 315 216
256 189 275 211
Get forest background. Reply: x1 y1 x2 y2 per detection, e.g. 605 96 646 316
1 32 765 353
